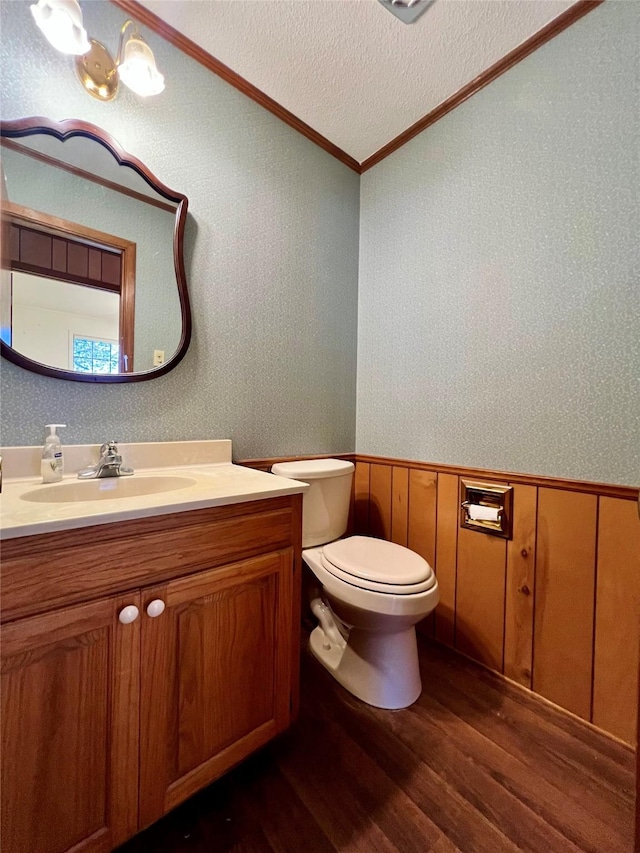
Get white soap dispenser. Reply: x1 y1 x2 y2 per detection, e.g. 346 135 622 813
41 424 66 483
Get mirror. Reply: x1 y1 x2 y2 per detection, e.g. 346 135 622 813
0 117 191 382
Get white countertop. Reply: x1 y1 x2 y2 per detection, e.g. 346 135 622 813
0 441 308 540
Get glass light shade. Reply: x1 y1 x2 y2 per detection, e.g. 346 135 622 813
30 0 90 55
118 36 165 97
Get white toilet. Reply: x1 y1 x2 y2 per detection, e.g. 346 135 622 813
271 458 439 710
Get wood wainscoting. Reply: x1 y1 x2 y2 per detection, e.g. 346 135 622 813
241 452 640 747
353 456 640 746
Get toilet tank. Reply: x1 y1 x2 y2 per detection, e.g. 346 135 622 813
271 459 354 548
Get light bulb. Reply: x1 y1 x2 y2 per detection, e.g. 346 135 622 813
118 36 164 97
31 0 90 55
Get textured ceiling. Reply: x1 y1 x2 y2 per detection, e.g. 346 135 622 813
138 0 578 163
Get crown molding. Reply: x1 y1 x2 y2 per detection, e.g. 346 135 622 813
113 0 604 174
360 0 604 172
111 0 361 173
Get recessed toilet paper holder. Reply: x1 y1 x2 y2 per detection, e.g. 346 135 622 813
460 479 513 539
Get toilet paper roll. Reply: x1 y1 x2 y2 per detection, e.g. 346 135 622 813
467 504 500 522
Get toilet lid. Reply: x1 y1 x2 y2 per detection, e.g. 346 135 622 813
321 536 435 594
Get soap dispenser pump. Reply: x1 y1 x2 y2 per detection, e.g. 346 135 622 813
41 424 66 483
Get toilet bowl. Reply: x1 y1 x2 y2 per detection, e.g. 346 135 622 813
271 459 439 709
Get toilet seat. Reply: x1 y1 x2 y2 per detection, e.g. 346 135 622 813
321 536 436 595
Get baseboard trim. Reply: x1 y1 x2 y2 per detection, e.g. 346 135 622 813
421 633 636 751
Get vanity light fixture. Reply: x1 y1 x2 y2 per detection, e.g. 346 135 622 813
76 19 165 100
30 1 165 100
378 0 436 25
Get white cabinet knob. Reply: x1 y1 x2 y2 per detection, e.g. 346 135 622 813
146 599 166 618
118 604 139 624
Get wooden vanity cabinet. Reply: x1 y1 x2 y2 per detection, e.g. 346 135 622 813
1 592 141 853
138 550 293 828
1 495 302 853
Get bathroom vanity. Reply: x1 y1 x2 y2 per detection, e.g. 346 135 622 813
0 442 306 853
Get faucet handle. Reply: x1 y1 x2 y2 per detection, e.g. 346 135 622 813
100 441 119 456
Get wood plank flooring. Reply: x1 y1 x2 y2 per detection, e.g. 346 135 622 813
118 637 635 853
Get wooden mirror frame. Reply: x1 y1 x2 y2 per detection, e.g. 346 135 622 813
0 116 191 383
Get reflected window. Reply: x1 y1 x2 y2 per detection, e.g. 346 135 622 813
8 271 121 371
2 203 135 372
72 335 119 374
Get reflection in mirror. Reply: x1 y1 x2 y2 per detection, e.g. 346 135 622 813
11 273 121 373
0 117 191 382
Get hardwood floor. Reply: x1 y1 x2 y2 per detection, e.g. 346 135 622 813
118 636 635 853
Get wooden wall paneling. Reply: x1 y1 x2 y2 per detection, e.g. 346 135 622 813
533 489 597 720
347 465 355 537
456 526 507 672
353 461 371 535
391 466 409 546
369 464 392 541
504 484 537 688
636 642 640 851
239 452 636 746
354 453 637 501
592 497 640 743
408 469 438 567
408 469 438 638
434 473 459 647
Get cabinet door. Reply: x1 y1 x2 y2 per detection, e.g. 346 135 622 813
1 594 140 853
139 550 293 827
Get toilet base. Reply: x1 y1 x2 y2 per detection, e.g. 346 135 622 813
309 622 422 710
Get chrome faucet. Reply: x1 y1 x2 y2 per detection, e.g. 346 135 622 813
78 442 134 479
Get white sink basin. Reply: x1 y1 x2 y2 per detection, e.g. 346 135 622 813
21 476 198 504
